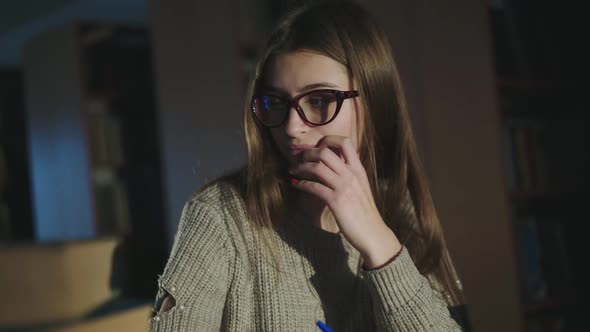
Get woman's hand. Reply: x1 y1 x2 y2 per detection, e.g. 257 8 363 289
289 135 402 269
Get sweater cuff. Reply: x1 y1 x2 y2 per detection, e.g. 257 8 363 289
360 246 427 312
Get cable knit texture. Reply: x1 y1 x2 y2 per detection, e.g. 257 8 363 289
149 181 462 331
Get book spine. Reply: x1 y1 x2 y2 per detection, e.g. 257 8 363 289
514 216 547 302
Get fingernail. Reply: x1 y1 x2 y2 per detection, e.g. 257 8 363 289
290 177 299 185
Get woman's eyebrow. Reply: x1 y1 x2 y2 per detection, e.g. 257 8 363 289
261 82 341 95
259 85 287 95
297 82 340 93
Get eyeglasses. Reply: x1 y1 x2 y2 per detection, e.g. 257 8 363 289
251 89 359 127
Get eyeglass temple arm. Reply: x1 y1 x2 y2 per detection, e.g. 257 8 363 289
341 90 359 98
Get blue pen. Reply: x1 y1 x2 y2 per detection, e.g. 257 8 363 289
316 320 335 332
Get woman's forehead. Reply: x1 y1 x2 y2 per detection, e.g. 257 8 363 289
264 51 351 94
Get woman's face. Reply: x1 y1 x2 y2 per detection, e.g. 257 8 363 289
263 51 360 167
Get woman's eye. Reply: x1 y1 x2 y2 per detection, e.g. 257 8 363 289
309 97 328 107
263 96 285 109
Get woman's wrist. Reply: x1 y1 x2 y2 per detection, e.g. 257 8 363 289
361 226 403 270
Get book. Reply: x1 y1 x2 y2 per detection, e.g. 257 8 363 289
502 126 517 190
535 218 572 297
93 175 130 236
513 127 533 191
505 121 553 193
0 202 10 241
0 145 6 190
87 99 124 168
526 316 565 332
529 126 550 191
514 216 547 302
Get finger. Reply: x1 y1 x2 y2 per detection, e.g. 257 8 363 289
316 135 371 197
315 136 361 167
300 147 347 175
290 161 339 190
290 177 333 202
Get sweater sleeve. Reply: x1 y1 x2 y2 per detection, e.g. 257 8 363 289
360 247 462 332
149 198 233 332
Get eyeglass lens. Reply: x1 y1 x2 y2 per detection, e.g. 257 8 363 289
254 91 339 126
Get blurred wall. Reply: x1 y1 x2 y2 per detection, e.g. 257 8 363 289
359 0 522 331
149 0 246 244
22 25 95 241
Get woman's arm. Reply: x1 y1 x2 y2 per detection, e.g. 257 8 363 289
361 247 462 332
290 135 462 330
149 198 233 332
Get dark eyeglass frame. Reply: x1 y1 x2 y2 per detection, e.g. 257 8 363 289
251 89 359 127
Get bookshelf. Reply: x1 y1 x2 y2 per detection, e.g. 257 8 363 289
22 22 168 298
490 1 588 331
82 23 170 298
0 70 34 242
0 93 8 242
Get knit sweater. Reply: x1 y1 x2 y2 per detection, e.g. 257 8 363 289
149 181 462 331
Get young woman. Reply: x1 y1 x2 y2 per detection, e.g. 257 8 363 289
150 1 466 331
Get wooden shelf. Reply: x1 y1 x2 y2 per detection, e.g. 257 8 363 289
510 190 584 207
524 295 580 316
496 79 555 90
92 163 126 170
510 190 565 202
490 0 588 330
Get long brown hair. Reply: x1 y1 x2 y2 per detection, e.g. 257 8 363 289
225 0 464 305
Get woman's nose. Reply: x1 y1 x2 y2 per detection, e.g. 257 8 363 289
284 107 308 137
